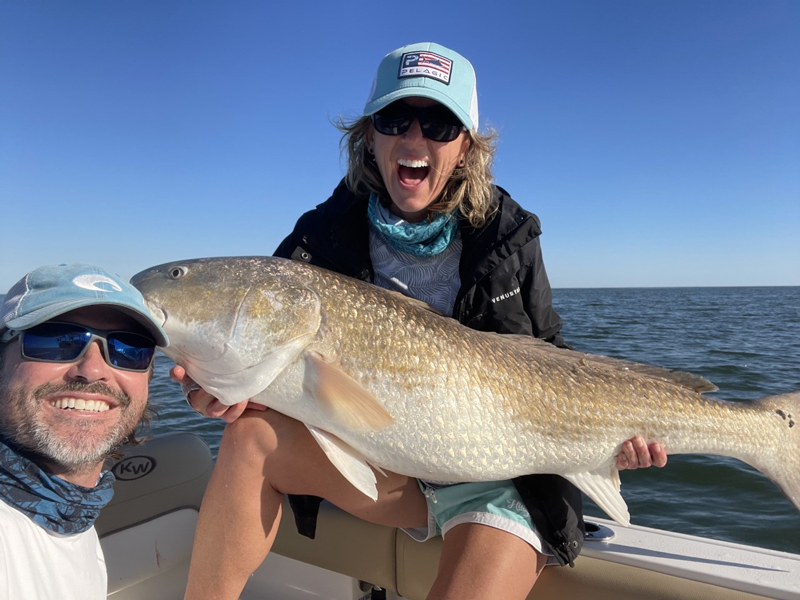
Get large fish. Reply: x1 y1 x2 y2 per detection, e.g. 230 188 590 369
131 256 800 526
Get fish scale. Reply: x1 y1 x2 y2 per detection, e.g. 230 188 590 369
131 256 800 526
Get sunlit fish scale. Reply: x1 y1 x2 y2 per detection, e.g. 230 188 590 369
131 256 800 526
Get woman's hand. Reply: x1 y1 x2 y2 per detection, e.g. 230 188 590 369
169 365 265 423
616 435 667 470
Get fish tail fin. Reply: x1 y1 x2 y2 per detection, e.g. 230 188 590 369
749 392 800 513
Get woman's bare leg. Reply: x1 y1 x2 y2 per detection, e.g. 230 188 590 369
184 409 427 600
427 523 548 600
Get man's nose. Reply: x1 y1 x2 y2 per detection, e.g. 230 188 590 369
65 340 110 381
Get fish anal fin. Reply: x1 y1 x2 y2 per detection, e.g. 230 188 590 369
563 466 631 526
305 424 378 501
304 352 394 431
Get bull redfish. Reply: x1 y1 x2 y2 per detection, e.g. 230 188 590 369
131 256 800 526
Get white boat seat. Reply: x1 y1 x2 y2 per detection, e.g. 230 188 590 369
98 433 795 600
275 500 773 600
97 433 213 597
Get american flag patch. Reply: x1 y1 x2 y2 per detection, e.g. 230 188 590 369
398 51 452 85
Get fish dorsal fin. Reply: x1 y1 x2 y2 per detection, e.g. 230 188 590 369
304 351 394 431
562 466 630 526
503 335 718 394
305 424 378 501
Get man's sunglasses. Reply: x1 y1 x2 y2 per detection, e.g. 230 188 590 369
1 322 157 372
372 102 466 143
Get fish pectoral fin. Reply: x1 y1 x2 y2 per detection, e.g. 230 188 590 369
305 424 378 501
304 352 394 431
563 467 631 527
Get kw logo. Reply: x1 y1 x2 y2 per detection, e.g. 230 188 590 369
112 455 157 481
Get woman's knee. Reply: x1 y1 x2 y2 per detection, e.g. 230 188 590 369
219 408 305 461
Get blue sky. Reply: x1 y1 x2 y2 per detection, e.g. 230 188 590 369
1 0 798 291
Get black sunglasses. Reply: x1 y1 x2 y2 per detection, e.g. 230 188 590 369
2 322 157 372
372 102 466 142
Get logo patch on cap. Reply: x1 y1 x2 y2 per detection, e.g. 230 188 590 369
72 274 124 293
399 51 452 85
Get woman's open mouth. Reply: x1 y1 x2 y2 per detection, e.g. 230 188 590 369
397 158 429 186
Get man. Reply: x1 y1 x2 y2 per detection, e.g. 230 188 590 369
0 263 168 599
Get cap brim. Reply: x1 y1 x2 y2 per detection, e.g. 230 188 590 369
364 87 475 131
4 299 169 347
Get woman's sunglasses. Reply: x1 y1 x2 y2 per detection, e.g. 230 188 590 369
1 322 157 372
372 102 466 143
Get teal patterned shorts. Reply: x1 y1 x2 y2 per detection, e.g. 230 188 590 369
401 480 552 557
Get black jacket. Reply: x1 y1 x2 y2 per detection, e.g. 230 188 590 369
274 180 585 566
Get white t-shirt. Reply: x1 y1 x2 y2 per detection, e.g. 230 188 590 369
0 499 107 599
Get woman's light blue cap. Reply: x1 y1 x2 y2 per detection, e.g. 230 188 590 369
363 42 479 131
1 263 168 346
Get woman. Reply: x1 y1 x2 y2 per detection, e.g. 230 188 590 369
175 42 666 600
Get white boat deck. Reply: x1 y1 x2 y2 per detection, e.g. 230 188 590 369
581 517 800 600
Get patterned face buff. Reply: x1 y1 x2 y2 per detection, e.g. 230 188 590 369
0 436 114 534
367 193 459 257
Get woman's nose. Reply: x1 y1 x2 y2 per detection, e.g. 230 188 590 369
402 118 425 141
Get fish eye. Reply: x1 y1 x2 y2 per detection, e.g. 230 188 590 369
168 266 188 279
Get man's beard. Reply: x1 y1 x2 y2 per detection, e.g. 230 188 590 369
0 379 140 475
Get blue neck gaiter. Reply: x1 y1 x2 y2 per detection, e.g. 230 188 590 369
367 193 458 257
0 435 115 534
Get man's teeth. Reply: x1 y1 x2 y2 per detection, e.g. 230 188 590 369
51 398 110 412
398 159 428 168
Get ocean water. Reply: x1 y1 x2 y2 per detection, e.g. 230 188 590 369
4 287 800 554
550 286 800 554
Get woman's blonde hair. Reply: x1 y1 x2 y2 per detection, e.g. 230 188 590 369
336 115 499 228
